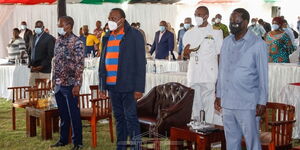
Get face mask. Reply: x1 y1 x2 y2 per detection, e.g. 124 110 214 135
105 29 109 32
20 25 27 30
57 27 66 36
108 20 121 31
184 23 190 29
272 24 279 30
251 22 256 25
215 18 221 23
34 28 43 34
195 16 204 26
159 26 166 32
212 22 215 25
229 22 243 35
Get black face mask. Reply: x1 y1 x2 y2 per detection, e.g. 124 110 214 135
229 22 243 35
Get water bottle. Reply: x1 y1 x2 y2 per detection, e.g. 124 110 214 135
168 51 171 61
153 63 157 73
200 109 205 123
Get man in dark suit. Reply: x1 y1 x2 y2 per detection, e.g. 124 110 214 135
150 21 175 60
20 21 33 53
98 8 146 150
28 20 55 86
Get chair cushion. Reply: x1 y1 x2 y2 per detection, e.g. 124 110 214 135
12 99 30 108
80 108 110 118
139 116 157 126
260 131 272 145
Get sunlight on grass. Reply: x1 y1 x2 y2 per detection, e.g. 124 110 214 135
0 98 299 150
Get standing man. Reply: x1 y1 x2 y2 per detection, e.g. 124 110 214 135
258 19 271 34
177 17 192 60
214 8 268 150
28 20 55 86
51 16 84 150
248 18 266 39
150 21 175 60
19 21 33 53
82 25 100 57
214 14 230 38
98 8 146 150
182 6 223 123
94 20 103 39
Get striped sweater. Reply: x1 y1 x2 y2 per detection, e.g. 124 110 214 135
6 38 26 62
105 28 124 85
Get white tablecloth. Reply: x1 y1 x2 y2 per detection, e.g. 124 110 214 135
278 84 300 139
269 63 300 101
145 72 187 94
146 60 188 73
0 65 30 99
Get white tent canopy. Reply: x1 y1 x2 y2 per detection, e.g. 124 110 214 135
0 0 299 58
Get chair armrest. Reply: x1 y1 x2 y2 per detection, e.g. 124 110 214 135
8 86 31 89
137 88 156 117
268 120 296 126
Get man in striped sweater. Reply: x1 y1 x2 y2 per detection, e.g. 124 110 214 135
7 28 26 63
98 8 146 150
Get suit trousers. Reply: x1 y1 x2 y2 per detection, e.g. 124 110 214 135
223 108 261 150
55 85 82 145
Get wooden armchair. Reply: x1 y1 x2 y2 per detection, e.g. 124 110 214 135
242 102 296 150
260 102 296 150
8 78 50 130
78 85 114 148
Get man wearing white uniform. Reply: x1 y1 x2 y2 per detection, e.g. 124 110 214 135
182 6 223 123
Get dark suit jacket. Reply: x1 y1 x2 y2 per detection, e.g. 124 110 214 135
29 32 55 73
23 29 33 52
150 30 174 59
99 21 146 93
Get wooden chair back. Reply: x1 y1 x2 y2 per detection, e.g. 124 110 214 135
89 85 111 118
261 102 296 149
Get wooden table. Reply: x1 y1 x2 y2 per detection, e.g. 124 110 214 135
26 107 59 140
170 125 226 150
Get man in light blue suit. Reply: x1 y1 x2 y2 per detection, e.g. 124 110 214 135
214 8 268 150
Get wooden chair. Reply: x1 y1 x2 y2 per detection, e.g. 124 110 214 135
8 78 50 130
78 85 114 148
242 102 296 150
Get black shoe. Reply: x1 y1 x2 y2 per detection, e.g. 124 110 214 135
50 141 66 147
71 145 83 150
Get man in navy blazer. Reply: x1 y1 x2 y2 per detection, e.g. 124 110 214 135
150 21 175 59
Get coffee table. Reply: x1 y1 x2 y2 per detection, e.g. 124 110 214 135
26 107 59 140
170 125 226 150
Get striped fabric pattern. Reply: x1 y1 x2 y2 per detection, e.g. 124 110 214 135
6 38 26 62
105 29 124 85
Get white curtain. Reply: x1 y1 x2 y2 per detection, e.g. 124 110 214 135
1 0 299 58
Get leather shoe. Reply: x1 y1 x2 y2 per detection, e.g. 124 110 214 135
71 145 83 150
50 141 66 147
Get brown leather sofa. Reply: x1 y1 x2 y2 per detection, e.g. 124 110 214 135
137 82 194 136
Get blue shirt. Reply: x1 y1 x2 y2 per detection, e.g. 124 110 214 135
216 30 268 110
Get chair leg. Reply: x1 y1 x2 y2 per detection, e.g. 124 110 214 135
91 119 97 148
109 116 114 143
12 107 16 130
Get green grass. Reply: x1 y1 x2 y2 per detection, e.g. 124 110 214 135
1 98 299 150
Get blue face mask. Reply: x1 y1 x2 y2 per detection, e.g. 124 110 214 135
272 24 279 31
184 23 190 29
34 28 43 34
159 26 166 32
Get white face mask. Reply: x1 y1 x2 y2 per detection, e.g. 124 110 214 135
272 24 279 30
108 20 121 31
57 27 66 36
20 25 27 30
215 18 221 23
34 28 43 34
251 22 256 25
195 16 204 26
